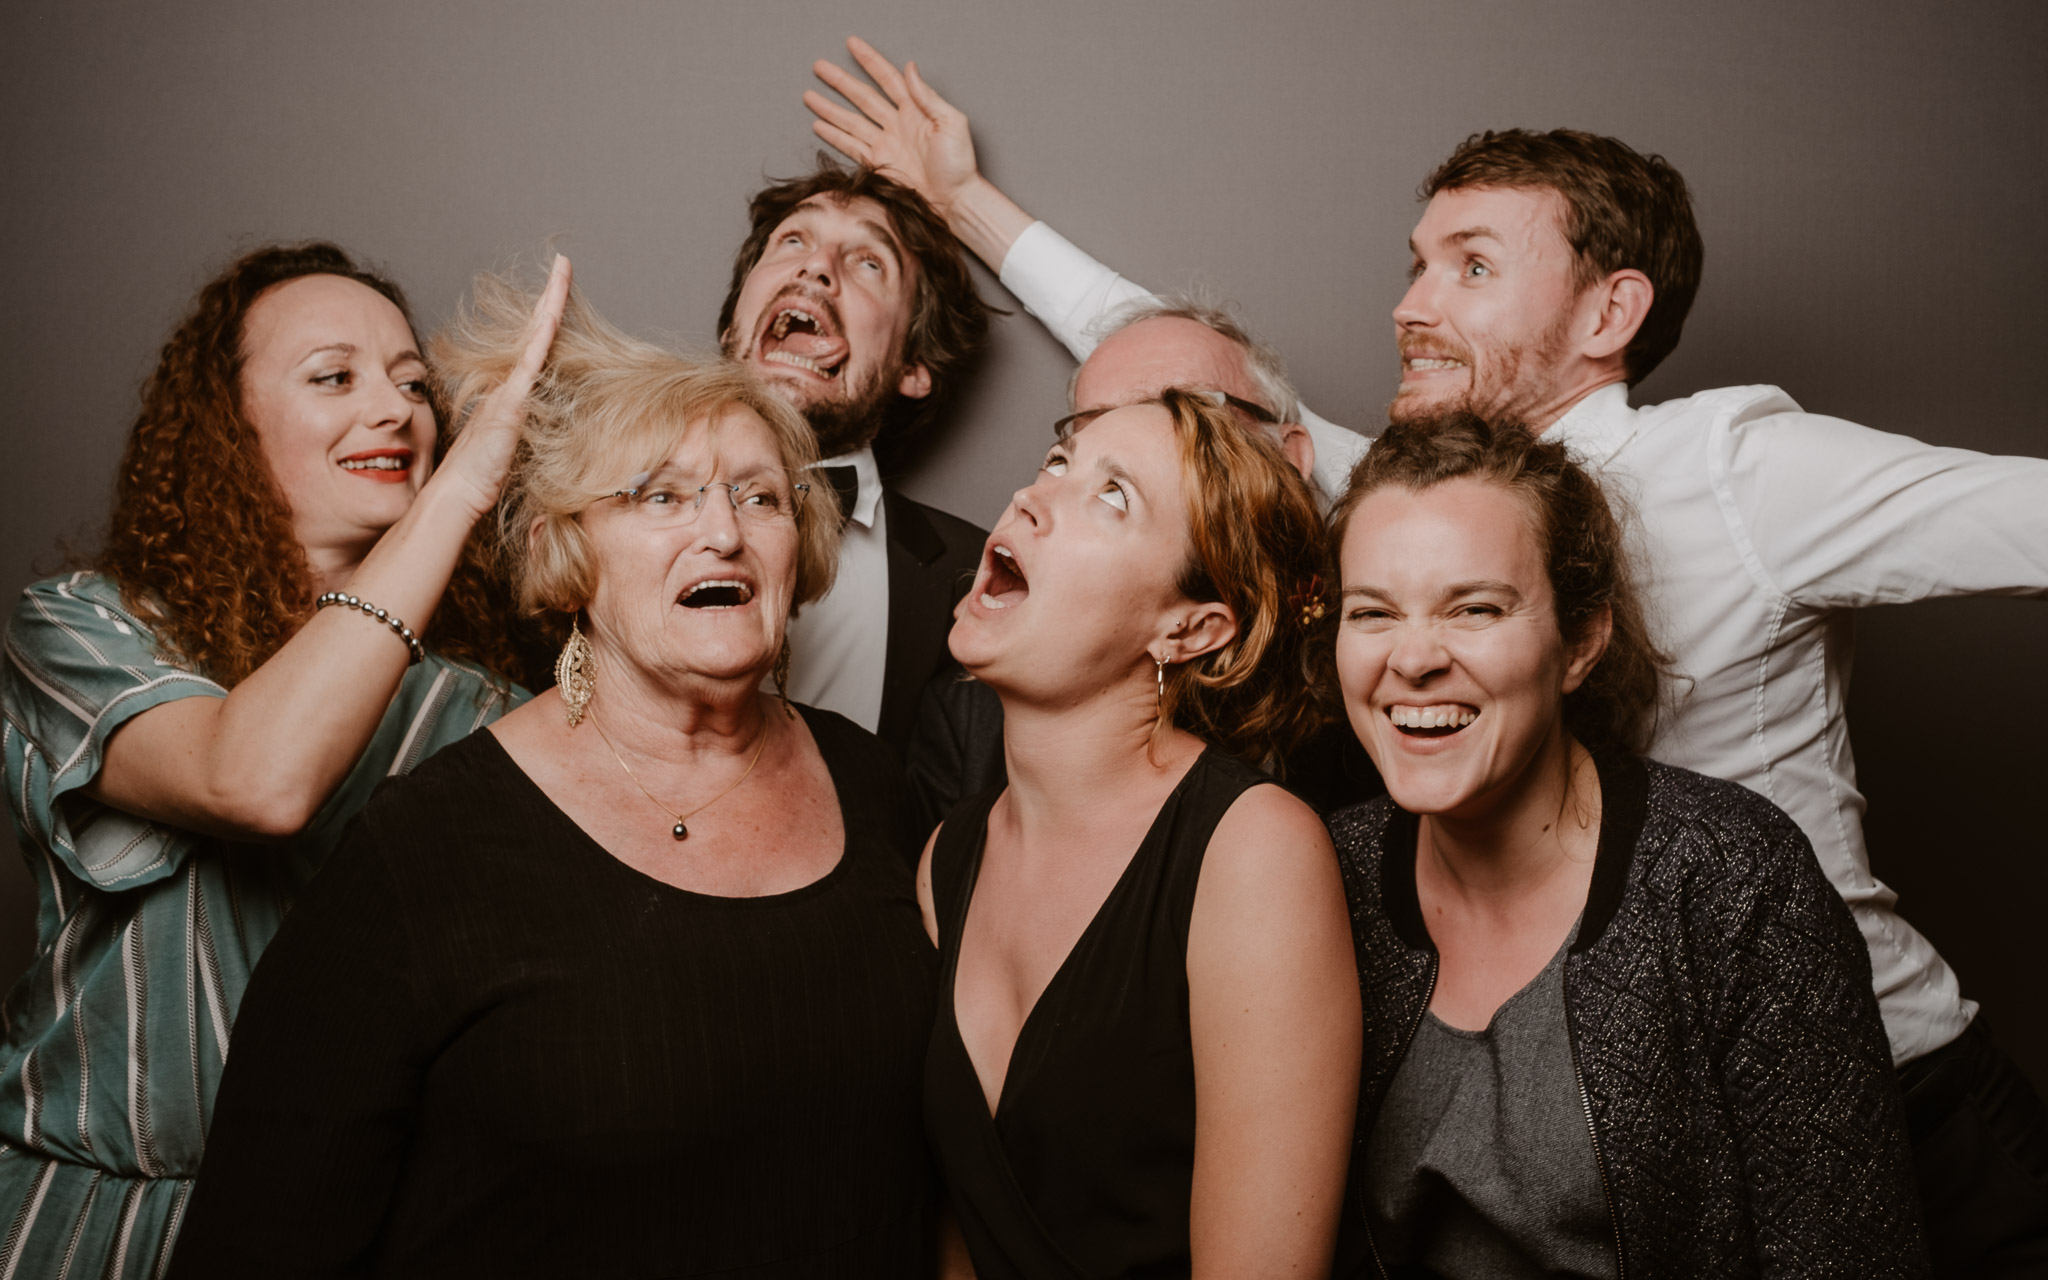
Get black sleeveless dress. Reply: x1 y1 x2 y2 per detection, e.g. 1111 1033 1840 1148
923 748 1267 1280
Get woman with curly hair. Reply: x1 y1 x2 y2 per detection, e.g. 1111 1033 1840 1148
921 388 1362 1278
0 242 568 1277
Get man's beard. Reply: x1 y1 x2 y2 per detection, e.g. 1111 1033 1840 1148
796 360 900 458
1389 311 1577 429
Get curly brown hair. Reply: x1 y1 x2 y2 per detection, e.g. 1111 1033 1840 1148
94 242 519 687
1132 388 1327 770
1325 411 1669 755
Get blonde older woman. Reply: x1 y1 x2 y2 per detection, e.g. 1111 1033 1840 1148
167 279 936 1278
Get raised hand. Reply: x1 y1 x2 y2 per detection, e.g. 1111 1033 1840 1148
805 36 981 218
436 252 572 518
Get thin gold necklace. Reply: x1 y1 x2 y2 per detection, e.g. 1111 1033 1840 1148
588 710 773 841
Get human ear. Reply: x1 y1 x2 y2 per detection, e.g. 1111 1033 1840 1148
1580 270 1654 363
1161 601 1241 666
897 362 933 400
1275 423 1315 483
1560 604 1613 695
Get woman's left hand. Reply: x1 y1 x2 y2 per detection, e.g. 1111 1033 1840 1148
434 253 572 519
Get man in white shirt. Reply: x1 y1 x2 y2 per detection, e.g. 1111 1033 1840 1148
807 38 2048 1268
715 161 991 759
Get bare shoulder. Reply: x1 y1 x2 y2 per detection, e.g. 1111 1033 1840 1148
1206 782 1335 880
1194 782 1342 938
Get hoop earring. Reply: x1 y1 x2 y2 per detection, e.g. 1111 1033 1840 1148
772 635 796 719
556 615 596 727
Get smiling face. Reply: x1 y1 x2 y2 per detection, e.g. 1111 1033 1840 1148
1336 476 1605 820
721 194 931 456
951 403 1204 700
1390 185 1591 428
237 273 436 571
576 404 802 696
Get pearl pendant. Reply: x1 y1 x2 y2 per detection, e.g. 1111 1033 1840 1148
672 822 688 841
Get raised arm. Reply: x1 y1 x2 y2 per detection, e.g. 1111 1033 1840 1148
1186 784 1361 1278
86 256 572 841
806 40 1366 498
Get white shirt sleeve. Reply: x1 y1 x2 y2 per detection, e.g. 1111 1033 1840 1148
1713 399 2048 609
999 221 1370 502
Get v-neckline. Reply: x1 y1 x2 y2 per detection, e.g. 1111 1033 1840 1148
944 750 1215 1121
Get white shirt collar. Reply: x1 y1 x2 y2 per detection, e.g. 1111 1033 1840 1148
812 445 884 529
1544 382 1637 467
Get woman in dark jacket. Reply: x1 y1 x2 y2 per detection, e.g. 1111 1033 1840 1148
1322 411 1926 1279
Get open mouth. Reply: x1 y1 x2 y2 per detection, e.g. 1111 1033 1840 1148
337 449 414 483
679 579 755 610
976 544 1029 611
757 298 848 382
1388 703 1478 738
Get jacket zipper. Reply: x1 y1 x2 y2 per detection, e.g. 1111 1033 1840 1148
1567 1017 1626 1280
1364 956 1437 1280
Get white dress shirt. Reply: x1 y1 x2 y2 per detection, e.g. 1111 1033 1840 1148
1001 222 2048 1064
782 445 889 734
999 222 1371 505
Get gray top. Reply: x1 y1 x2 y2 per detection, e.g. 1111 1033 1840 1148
1363 920 1618 1279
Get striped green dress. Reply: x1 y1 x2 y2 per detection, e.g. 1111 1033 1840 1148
0 572 524 1279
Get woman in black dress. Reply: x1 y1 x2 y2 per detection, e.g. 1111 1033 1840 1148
924 388 1362 1278
167 275 936 1276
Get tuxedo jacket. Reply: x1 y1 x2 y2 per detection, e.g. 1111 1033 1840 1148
877 488 986 760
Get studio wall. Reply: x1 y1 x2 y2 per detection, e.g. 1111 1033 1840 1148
2 0 2043 1085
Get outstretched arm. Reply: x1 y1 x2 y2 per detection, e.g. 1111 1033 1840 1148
1186 784 1361 1278
85 256 572 841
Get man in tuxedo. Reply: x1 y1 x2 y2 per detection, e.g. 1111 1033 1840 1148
717 160 990 759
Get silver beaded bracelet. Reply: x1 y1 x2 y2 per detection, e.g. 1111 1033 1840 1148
314 591 425 665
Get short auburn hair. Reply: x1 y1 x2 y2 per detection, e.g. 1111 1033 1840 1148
716 155 989 446
1424 129 1703 384
1115 387 1325 770
437 267 839 622
95 241 518 686
1327 410 1669 756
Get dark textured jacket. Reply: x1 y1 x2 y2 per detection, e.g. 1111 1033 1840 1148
1328 753 1927 1279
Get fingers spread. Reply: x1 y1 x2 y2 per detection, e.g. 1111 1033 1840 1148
813 56 895 122
802 88 877 140
846 35 912 102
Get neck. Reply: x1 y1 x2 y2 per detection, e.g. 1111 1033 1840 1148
1526 368 1626 432
581 644 772 760
992 674 1202 835
1420 729 1600 905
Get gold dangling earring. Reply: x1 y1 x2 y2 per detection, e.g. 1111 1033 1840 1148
556 614 596 727
1154 654 1167 708
772 635 796 719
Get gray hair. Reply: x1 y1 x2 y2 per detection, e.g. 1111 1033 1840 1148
1069 289 1303 432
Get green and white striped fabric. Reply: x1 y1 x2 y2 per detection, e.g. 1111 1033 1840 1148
0 572 523 1278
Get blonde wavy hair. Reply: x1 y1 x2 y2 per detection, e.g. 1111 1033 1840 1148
432 266 840 629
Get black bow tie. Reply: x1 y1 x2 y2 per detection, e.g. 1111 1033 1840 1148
819 464 861 526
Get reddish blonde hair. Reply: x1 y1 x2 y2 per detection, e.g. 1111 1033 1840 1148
94 242 519 686
1132 388 1326 769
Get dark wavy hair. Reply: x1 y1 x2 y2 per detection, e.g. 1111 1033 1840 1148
1325 411 1669 755
94 242 519 686
717 155 989 449
1424 129 1703 385
1138 388 1327 770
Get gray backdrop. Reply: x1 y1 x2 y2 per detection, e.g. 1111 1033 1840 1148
3 0 2044 1088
